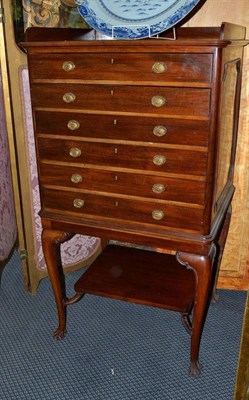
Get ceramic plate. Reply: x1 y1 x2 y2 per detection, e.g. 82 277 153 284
76 0 202 39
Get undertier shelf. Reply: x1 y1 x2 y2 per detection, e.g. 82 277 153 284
74 245 195 313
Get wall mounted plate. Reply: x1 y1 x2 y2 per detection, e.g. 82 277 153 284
76 0 203 39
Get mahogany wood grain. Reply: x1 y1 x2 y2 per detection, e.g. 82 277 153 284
74 244 195 312
41 187 205 233
177 244 216 376
31 84 211 116
28 53 213 83
41 229 73 339
22 24 248 376
39 164 206 205
34 110 209 147
37 138 207 176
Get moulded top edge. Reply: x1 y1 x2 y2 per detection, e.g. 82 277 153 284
20 39 233 50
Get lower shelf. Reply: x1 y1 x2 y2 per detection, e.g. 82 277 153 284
74 245 195 313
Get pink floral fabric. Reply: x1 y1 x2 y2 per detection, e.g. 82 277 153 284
0 71 17 261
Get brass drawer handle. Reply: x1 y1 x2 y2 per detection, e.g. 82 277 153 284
73 198 84 208
63 92 76 103
69 147 81 158
153 125 167 137
67 120 80 131
63 61 75 72
71 174 82 184
152 210 165 221
153 155 166 166
152 183 165 194
151 95 166 108
152 62 167 74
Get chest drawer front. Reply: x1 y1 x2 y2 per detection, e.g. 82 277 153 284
31 84 210 117
38 138 207 177
28 53 212 83
35 111 209 147
42 188 204 233
40 164 205 205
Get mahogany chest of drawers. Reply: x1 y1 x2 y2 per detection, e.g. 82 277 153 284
22 24 247 376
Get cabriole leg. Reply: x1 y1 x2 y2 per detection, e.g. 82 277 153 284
42 229 73 339
177 244 216 377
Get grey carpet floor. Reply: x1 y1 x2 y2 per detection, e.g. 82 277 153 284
0 251 246 399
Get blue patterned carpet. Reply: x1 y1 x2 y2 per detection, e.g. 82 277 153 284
0 251 246 399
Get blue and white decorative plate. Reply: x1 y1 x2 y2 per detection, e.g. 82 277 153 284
75 0 202 39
